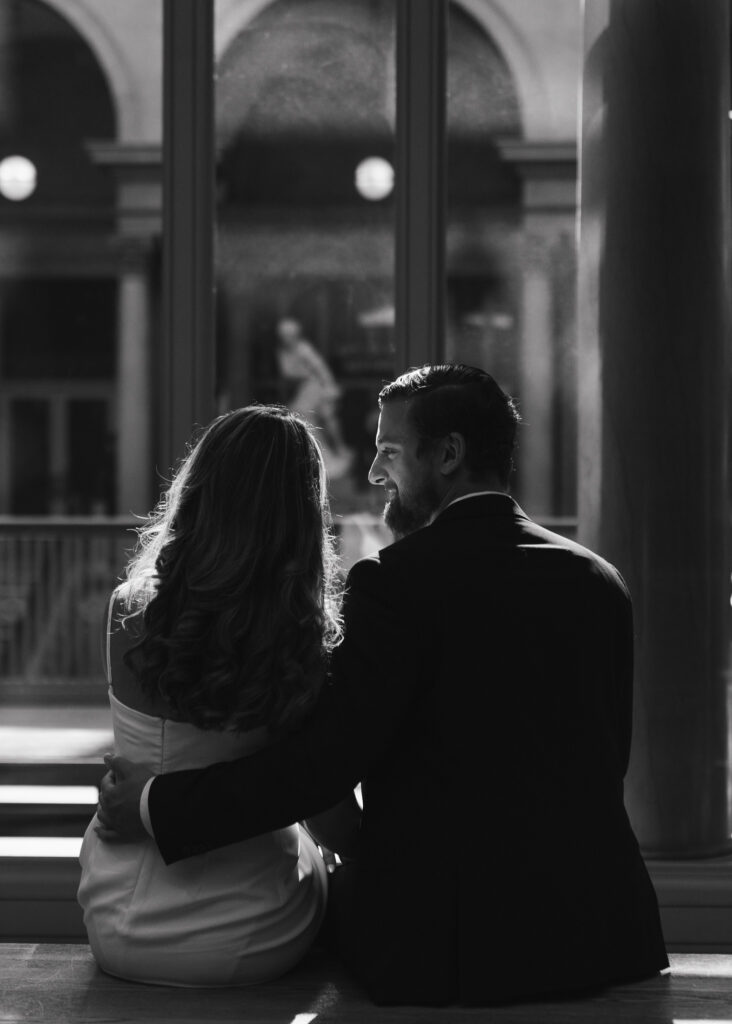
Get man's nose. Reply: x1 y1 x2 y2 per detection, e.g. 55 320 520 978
368 455 386 486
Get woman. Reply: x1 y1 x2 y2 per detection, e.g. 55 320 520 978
78 405 342 987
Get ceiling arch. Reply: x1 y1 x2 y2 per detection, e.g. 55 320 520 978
40 0 145 138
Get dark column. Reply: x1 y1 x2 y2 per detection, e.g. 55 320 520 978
161 0 215 472
395 0 446 368
578 0 731 855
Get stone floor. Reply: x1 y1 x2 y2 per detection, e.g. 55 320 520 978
2 946 732 1024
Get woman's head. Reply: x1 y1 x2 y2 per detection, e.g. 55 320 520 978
121 405 341 732
166 404 330 580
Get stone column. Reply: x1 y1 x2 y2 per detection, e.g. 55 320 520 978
579 0 731 856
519 232 554 517
116 242 152 517
499 142 577 519
87 143 162 516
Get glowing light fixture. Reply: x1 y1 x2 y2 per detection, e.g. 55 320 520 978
355 156 394 201
0 155 37 201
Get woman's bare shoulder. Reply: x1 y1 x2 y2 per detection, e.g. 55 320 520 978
106 596 183 721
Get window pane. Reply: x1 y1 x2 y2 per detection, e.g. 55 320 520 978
10 399 49 514
446 2 578 524
0 0 163 765
214 0 396 561
1 280 116 379
67 400 115 515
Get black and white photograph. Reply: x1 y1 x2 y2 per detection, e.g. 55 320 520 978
0 1 731 1021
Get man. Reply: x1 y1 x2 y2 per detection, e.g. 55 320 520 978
98 363 668 1006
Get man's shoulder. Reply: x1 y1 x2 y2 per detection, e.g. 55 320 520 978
519 520 630 597
345 535 429 599
349 508 629 601
371 525 437 577
345 551 381 579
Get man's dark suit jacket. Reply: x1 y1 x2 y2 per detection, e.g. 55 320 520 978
148 494 668 1005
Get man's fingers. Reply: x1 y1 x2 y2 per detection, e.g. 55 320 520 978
94 824 125 843
96 799 111 825
98 769 115 797
94 754 152 843
94 798 122 842
97 769 123 825
104 753 134 779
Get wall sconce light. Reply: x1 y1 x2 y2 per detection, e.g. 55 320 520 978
0 155 37 201
355 156 394 201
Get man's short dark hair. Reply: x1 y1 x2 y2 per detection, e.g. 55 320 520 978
378 364 521 484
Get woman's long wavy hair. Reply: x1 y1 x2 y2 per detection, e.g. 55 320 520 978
117 405 342 733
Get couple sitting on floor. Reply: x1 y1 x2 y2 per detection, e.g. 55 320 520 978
79 363 668 1006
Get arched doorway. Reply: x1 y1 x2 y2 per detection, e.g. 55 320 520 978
0 0 118 516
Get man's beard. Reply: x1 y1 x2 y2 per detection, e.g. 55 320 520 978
383 482 441 539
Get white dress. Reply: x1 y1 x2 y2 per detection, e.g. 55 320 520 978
78 671 328 987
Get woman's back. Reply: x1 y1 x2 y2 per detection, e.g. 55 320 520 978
77 597 328 987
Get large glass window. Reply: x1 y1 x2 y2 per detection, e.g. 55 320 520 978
215 0 397 562
445 4 577 523
0 0 162 793
0 0 583 777
0 0 592 934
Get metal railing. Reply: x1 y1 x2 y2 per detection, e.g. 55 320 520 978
0 513 578 703
0 518 138 701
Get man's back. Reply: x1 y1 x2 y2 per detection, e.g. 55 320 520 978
343 494 667 1004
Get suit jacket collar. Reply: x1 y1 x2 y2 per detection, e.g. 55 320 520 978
431 492 529 528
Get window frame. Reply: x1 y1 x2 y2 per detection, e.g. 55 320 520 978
161 0 216 473
161 0 448 468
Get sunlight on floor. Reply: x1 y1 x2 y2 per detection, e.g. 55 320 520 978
0 836 82 857
0 727 112 761
0 786 97 804
0 707 113 762
671 956 732 978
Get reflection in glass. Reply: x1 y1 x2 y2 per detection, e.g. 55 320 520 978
446 3 577 520
446 4 521 386
215 0 396 556
0 1 161 743
0 155 37 201
10 399 49 515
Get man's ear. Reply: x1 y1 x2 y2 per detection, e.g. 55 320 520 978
438 432 467 476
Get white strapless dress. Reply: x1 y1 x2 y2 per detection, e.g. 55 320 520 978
78 690 328 987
